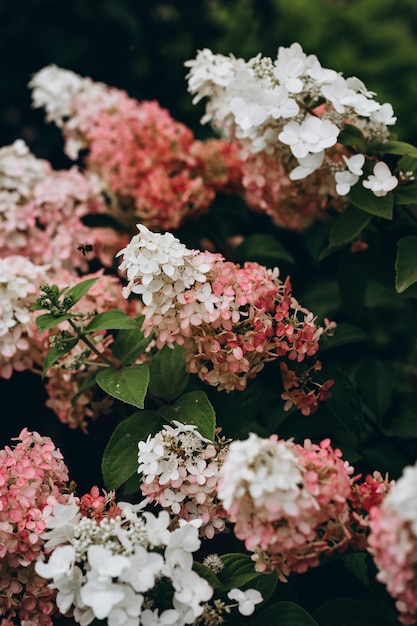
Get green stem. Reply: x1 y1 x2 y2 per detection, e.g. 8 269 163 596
67 319 120 369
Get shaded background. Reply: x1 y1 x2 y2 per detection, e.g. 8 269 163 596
2 0 417 491
2 0 417 164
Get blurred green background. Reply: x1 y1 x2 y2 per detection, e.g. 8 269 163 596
2 0 417 166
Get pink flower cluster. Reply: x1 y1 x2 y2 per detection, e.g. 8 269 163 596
280 361 335 416
138 422 228 539
30 66 244 232
118 225 334 401
241 150 339 230
368 463 417 625
0 140 109 272
217 433 354 581
0 429 71 625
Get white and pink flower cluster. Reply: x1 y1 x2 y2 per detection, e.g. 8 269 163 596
217 433 355 581
368 462 417 625
29 65 244 232
118 224 334 402
0 258 140 429
0 140 110 272
0 256 48 379
185 43 398 228
35 497 214 626
138 421 228 539
0 429 72 625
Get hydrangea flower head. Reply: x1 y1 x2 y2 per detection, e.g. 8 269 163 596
218 433 354 580
368 462 417 624
35 494 213 626
186 42 398 228
0 429 72 625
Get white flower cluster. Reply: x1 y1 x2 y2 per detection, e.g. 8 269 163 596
29 64 120 158
382 462 417 536
185 42 398 196
0 255 48 378
35 499 213 626
0 140 50 247
138 421 228 538
217 432 312 517
117 223 211 307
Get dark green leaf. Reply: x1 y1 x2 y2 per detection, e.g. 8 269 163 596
235 234 295 265
313 598 394 626
394 182 417 205
96 364 149 408
192 562 222 591
347 183 393 219
320 323 369 352
395 236 417 293
71 370 99 406
218 554 266 592
112 324 154 365
36 312 71 331
340 553 370 586
317 366 363 436
320 206 372 259
248 571 278 604
387 407 417 438
43 337 79 375
338 124 367 149
369 140 417 158
158 391 216 441
64 277 100 308
82 310 144 333
102 410 165 490
148 344 189 402
355 360 395 419
253 602 318 626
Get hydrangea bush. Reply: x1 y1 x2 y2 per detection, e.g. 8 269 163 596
2 42 417 625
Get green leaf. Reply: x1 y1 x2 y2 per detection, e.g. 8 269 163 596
218 554 267 591
36 312 71 332
64 277 100 308
71 369 98 406
96 364 149 408
320 323 369 352
192 562 222 591
42 337 79 375
340 553 370 587
82 310 144 333
320 206 372 259
148 344 189 402
253 602 318 626
235 234 295 265
112 325 154 365
369 140 417 158
394 182 417 205
338 124 367 149
248 570 278 604
313 598 394 626
347 183 393 219
395 236 417 293
355 360 395 419
387 407 417 438
102 410 165 490
317 366 363 436
158 391 216 441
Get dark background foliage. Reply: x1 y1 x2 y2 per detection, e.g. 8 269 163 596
2 0 417 166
